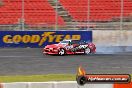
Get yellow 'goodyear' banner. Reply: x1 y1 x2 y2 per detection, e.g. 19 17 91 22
0 31 92 47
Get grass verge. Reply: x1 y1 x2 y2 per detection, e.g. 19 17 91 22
0 74 76 82
0 74 131 82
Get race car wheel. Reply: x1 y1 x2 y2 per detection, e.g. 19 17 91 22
84 48 90 55
58 48 65 56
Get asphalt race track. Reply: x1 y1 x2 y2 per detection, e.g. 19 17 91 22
0 48 132 75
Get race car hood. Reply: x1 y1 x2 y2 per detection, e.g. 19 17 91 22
45 43 67 49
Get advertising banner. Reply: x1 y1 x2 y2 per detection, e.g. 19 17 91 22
0 31 92 48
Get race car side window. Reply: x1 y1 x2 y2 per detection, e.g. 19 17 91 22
72 40 79 44
68 41 72 45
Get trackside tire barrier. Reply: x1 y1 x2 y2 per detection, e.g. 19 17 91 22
0 81 132 88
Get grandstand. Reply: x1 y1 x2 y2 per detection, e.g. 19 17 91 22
0 0 132 30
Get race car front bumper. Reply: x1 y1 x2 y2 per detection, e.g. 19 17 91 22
43 48 58 55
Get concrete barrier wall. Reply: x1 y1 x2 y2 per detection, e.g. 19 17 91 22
2 82 28 88
1 82 132 88
1 81 132 88
93 30 132 46
0 82 113 88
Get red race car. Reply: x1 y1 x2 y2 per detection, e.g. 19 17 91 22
43 39 96 56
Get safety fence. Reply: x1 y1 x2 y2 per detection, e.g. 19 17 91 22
0 0 132 30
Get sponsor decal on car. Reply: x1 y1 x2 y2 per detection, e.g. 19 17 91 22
71 45 88 52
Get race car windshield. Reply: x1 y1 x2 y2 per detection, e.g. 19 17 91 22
59 41 69 44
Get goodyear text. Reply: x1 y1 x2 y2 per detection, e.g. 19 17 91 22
3 32 81 46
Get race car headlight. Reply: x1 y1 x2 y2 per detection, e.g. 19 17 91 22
52 48 58 52
49 48 53 50
53 49 58 52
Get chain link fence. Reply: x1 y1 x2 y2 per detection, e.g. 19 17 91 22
0 0 132 30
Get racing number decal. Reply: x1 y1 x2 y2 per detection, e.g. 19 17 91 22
78 45 88 49
65 45 74 50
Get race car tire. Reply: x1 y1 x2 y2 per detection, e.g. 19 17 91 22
58 48 65 56
84 48 91 55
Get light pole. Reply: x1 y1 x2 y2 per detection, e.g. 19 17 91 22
22 0 25 31
55 0 58 30
120 0 124 30
87 0 90 30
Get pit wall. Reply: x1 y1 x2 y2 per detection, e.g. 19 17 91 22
0 82 131 88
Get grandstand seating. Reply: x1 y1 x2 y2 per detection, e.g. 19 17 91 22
0 0 132 25
0 0 65 25
59 0 132 21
